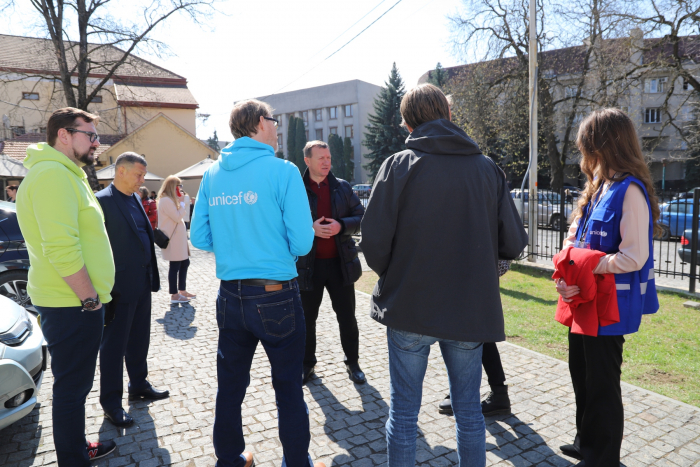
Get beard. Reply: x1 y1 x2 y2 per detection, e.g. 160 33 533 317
75 147 97 166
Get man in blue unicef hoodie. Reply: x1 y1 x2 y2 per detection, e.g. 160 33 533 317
191 100 322 467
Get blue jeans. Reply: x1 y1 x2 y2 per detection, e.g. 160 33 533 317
386 327 486 467
36 305 104 467
213 280 313 467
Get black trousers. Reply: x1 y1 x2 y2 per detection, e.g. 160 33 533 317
300 257 360 367
482 342 506 387
100 277 152 411
169 258 190 294
569 331 625 467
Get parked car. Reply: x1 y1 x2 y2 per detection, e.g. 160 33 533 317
677 229 700 264
352 184 372 197
0 294 46 431
510 189 572 231
0 201 31 312
671 188 700 200
656 199 697 240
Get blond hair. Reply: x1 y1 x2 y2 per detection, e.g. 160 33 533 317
158 175 182 203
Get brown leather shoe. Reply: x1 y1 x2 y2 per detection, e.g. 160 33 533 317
242 452 254 467
314 463 326 467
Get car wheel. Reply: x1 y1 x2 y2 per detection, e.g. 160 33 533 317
0 270 35 313
654 225 671 241
550 213 563 231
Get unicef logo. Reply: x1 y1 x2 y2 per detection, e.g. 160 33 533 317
244 191 258 205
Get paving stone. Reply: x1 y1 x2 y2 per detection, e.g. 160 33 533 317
1 248 699 466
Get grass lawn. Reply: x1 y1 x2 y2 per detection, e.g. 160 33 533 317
355 264 700 407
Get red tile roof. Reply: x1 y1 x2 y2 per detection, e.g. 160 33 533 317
0 134 124 163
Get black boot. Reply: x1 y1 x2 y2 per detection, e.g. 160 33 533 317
481 385 510 416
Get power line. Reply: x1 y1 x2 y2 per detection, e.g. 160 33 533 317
266 0 405 97
307 0 390 61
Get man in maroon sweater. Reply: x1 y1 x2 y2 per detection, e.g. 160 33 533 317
296 141 366 384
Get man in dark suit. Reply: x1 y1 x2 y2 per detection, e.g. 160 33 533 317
96 152 169 427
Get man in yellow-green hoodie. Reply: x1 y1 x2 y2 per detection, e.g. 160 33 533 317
16 108 117 466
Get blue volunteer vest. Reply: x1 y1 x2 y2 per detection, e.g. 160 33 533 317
574 175 659 335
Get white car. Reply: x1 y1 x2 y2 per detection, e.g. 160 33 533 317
0 295 46 431
511 189 573 231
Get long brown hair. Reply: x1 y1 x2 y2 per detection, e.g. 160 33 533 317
158 175 181 203
575 108 661 237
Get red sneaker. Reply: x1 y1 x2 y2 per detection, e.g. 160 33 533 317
86 440 116 460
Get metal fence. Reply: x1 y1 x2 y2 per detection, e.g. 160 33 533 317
355 185 700 292
516 186 700 292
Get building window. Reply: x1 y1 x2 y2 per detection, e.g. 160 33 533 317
644 77 667 93
329 107 337 119
344 105 354 117
315 129 323 140
315 109 322 121
345 125 353 138
302 111 308 126
277 134 283 150
644 108 661 123
275 115 282 127
22 92 39 100
330 127 338 135
11 126 26 136
91 95 102 103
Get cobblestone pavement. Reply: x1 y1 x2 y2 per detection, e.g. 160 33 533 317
2 246 700 467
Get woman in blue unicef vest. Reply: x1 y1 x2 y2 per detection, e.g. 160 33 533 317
555 108 661 466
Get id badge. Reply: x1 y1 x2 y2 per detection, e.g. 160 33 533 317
574 240 591 249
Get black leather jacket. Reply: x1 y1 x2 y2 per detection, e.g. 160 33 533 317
297 170 364 291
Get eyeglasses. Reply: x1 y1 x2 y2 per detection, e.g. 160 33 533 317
65 128 100 143
263 116 279 127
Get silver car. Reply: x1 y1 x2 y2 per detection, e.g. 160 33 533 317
511 189 573 230
0 295 46 431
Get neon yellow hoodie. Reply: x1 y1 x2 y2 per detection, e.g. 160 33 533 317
16 143 114 307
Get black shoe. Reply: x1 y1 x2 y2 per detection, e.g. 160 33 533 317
481 385 511 416
128 385 170 401
560 443 583 460
104 407 134 427
346 363 366 384
302 365 315 384
438 395 453 415
86 439 116 460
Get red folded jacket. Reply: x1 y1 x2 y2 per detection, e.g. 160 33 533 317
552 247 620 336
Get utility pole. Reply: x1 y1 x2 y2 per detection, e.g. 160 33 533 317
527 0 538 262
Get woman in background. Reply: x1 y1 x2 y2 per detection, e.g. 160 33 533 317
158 176 196 304
139 186 158 230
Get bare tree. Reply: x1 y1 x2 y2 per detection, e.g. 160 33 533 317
448 0 634 190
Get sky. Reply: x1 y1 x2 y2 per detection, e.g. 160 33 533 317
2 0 465 141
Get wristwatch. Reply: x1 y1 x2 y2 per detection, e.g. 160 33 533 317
81 296 101 311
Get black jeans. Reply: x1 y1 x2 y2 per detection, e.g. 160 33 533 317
35 305 104 467
169 259 190 294
300 257 359 367
482 342 506 387
569 331 625 467
100 276 152 411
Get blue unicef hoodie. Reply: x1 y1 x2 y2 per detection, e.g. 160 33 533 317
190 137 314 281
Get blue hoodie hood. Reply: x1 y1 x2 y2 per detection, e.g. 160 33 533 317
219 137 274 171
190 136 314 281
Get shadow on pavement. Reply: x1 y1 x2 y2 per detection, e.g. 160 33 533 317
156 302 198 340
307 377 457 466
0 402 44 467
484 412 574 466
93 402 171 466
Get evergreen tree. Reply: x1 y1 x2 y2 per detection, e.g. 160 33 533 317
343 137 355 182
428 62 447 89
363 62 409 181
287 116 298 163
294 118 308 172
206 130 220 153
329 134 345 178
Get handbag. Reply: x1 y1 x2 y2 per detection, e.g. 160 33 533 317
154 224 178 249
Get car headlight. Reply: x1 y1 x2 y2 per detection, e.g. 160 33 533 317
5 389 33 408
0 307 33 346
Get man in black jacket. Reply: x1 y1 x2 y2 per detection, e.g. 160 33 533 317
361 84 528 465
96 152 169 428
297 141 366 384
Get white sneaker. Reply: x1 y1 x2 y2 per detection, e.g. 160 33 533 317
171 294 190 304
